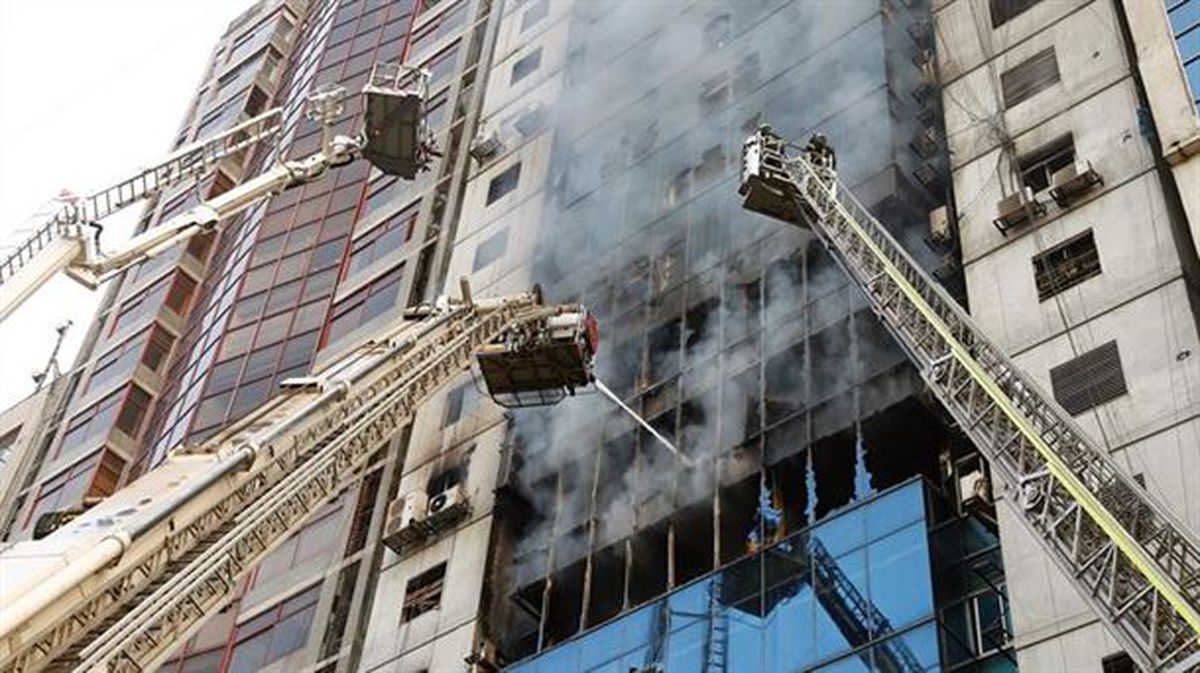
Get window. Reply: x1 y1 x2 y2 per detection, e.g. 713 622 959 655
112 275 173 335
86 330 150 395
1165 0 1200 112
704 13 731 49
1001 48 1060 108
989 0 1041 27
1019 134 1075 193
142 327 175 372
1101 653 1136 673
1050 341 1128 415
486 163 521 204
511 47 542 84
325 265 404 343
0 428 20 469
58 389 125 458
521 0 550 31
1032 230 1101 301
401 563 447 622
258 493 347 577
472 228 509 272
443 384 467 426
114 385 152 439
26 451 124 529
226 585 320 673
347 201 419 276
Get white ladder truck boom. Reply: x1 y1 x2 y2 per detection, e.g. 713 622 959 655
0 63 435 325
738 125 1200 671
0 287 598 673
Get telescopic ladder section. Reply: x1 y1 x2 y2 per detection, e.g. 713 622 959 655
0 294 595 673
739 127 1200 672
52 107 284 228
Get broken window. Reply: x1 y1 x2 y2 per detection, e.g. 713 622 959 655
1032 230 1100 301
1001 48 1060 108
1050 340 1127 415
402 562 447 622
666 168 691 207
487 163 521 204
1019 134 1075 193
990 0 1042 27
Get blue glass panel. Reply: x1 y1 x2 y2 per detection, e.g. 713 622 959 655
726 599 766 671
764 576 819 671
812 505 866 558
1187 58 1200 104
1169 0 1200 36
868 522 934 633
1178 26 1200 61
665 620 706 672
578 622 626 671
815 651 873 672
667 577 715 620
864 482 924 541
814 547 869 661
876 621 941 671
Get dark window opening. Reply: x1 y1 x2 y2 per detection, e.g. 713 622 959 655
402 562 447 622
487 163 522 204
1019 134 1075 193
443 384 467 426
1032 230 1100 301
1001 48 1060 108
1050 340 1127 415
990 0 1042 27
1100 652 1136 673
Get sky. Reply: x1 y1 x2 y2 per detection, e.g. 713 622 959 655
0 0 253 408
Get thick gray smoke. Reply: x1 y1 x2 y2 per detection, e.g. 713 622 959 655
506 0 944 587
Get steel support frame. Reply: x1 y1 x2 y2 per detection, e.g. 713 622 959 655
780 154 1200 671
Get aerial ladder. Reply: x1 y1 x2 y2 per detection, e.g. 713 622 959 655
0 62 435 324
0 61 601 673
739 125 1200 671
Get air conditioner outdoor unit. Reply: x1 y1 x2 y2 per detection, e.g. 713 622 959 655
382 490 429 554
428 483 468 517
959 470 991 510
1049 159 1103 207
928 205 952 246
469 127 505 164
993 187 1046 235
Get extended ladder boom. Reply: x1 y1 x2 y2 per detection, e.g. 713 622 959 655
739 127 1200 671
0 292 596 673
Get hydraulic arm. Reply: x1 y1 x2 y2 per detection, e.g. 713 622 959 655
0 63 434 324
739 126 1200 671
0 290 596 673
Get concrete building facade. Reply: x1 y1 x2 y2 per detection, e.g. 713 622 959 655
3 0 1198 671
934 0 1200 669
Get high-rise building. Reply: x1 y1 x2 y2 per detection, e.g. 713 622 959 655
935 0 1200 669
2 0 1196 671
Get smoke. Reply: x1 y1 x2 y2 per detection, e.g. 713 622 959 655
505 0 946 590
